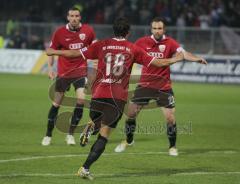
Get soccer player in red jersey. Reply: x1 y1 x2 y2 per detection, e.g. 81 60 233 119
46 17 206 180
41 7 96 146
114 17 207 156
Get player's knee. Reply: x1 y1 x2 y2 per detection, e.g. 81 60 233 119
77 99 84 105
128 112 137 119
166 113 175 124
127 105 141 118
76 89 85 103
53 94 64 106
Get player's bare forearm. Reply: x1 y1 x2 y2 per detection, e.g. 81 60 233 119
46 48 82 58
47 56 56 80
184 51 207 65
151 52 184 67
48 56 54 67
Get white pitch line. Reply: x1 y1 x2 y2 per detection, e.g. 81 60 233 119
173 171 240 176
0 154 85 163
0 173 73 177
0 152 168 163
0 171 240 178
0 150 238 164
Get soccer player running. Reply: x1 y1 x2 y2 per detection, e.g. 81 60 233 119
114 17 207 156
46 17 206 180
41 7 96 146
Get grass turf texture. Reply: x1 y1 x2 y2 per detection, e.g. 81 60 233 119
0 73 240 184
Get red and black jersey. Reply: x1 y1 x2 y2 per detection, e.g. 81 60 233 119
136 35 182 90
80 38 155 101
50 24 96 78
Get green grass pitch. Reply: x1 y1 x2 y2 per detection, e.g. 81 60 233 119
0 73 240 184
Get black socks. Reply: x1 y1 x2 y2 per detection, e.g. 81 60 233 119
83 135 108 169
125 118 136 144
167 123 177 148
69 104 84 135
46 105 59 137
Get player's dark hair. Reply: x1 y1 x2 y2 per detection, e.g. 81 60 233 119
151 17 165 27
113 17 130 37
68 7 81 15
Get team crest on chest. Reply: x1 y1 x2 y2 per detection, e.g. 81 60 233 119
159 45 166 52
79 33 86 40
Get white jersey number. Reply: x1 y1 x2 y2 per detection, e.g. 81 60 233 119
105 53 125 76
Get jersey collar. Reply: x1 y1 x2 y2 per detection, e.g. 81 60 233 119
112 37 126 41
66 23 82 32
151 34 166 43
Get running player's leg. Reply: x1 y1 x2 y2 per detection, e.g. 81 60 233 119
77 99 124 179
77 125 111 180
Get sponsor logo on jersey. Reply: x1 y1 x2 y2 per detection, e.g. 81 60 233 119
69 43 84 49
148 52 164 58
159 45 166 52
79 33 86 40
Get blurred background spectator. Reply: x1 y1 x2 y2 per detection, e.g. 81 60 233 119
0 0 239 54
0 0 239 27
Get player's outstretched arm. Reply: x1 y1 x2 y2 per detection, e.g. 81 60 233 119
183 51 207 65
46 48 82 58
150 52 184 67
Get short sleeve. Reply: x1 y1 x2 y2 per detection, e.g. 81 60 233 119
170 39 183 55
49 30 60 49
134 38 145 49
90 27 96 44
86 25 96 45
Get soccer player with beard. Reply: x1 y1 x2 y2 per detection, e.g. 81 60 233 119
46 17 206 180
114 17 207 156
41 7 96 146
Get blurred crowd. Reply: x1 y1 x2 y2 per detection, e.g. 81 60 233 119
2 23 45 50
0 0 239 27
0 0 239 50
81 0 240 28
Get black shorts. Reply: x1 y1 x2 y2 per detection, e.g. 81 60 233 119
55 77 87 92
131 85 175 108
89 98 126 128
